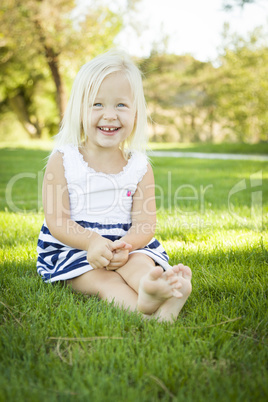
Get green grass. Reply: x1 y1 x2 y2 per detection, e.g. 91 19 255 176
149 141 268 155
1 139 268 154
0 147 268 401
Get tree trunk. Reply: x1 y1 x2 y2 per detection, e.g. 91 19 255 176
44 44 67 118
33 18 67 118
190 112 196 131
208 107 215 141
8 94 42 138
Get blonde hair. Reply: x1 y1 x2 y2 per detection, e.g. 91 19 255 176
54 49 148 156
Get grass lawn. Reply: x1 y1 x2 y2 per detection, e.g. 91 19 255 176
148 142 268 155
0 146 267 402
1 139 268 155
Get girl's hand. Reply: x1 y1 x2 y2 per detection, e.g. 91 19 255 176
87 236 114 269
106 240 132 271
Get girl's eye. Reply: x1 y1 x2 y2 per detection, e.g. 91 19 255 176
117 103 126 107
93 103 102 107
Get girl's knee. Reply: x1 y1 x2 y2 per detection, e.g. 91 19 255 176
116 253 155 291
128 253 155 266
68 268 124 296
124 254 156 277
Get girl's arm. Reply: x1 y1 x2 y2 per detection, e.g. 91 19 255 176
120 163 157 250
43 152 115 269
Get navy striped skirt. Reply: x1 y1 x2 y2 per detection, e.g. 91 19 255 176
37 220 171 283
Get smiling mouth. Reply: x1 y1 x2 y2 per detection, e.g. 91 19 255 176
98 127 120 133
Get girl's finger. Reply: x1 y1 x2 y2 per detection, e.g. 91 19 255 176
106 265 118 271
98 257 111 268
112 241 132 251
107 263 120 269
110 253 122 262
103 249 113 260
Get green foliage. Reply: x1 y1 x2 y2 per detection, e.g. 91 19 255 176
210 25 268 142
222 0 256 10
0 0 123 137
0 147 267 401
0 0 267 143
137 26 268 144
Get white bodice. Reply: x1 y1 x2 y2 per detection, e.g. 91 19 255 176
56 144 148 224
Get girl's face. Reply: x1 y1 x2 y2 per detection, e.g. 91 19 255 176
86 71 136 151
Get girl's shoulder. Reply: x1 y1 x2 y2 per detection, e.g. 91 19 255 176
129 151 150 183
129 150 148 165
50 143 80 166
48 144 82 180
52 143 77 156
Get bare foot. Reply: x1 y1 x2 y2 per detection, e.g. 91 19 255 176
155 264 192 323
137 266 182 315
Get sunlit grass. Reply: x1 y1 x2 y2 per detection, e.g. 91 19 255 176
0 139 54 150
0 147 267 401
149 141 268 155
1 210 267 401
1 140 268 154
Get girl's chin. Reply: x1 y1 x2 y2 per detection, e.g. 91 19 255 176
96 136 122 148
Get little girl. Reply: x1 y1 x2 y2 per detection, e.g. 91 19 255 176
37 49 192 322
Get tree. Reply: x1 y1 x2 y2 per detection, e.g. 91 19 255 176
0 34 46 138
222 0 259 10
138 53 213 142
139 27 268 144
0 0 122 138
211 26 268 142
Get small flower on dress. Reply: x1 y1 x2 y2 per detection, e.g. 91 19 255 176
126 190 131 197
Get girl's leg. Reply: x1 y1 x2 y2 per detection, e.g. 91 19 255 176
67 268 138 312
154 264 192 322
67 259 192 322
115 253 155 292
116 253 182 315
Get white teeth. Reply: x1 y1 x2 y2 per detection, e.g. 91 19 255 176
100 127 118 131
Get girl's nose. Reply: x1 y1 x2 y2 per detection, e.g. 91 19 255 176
103 108 117 120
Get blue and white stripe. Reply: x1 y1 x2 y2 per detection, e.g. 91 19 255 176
37 220 171 283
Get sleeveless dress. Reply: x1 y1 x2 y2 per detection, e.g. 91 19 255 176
37 144 172 283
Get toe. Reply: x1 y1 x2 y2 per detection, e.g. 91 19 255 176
172 289 183 298
182 265 192 280
149 266 164 281
164 269 175 280
175 264 192 280
171 265 181 274
168 275 181 286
